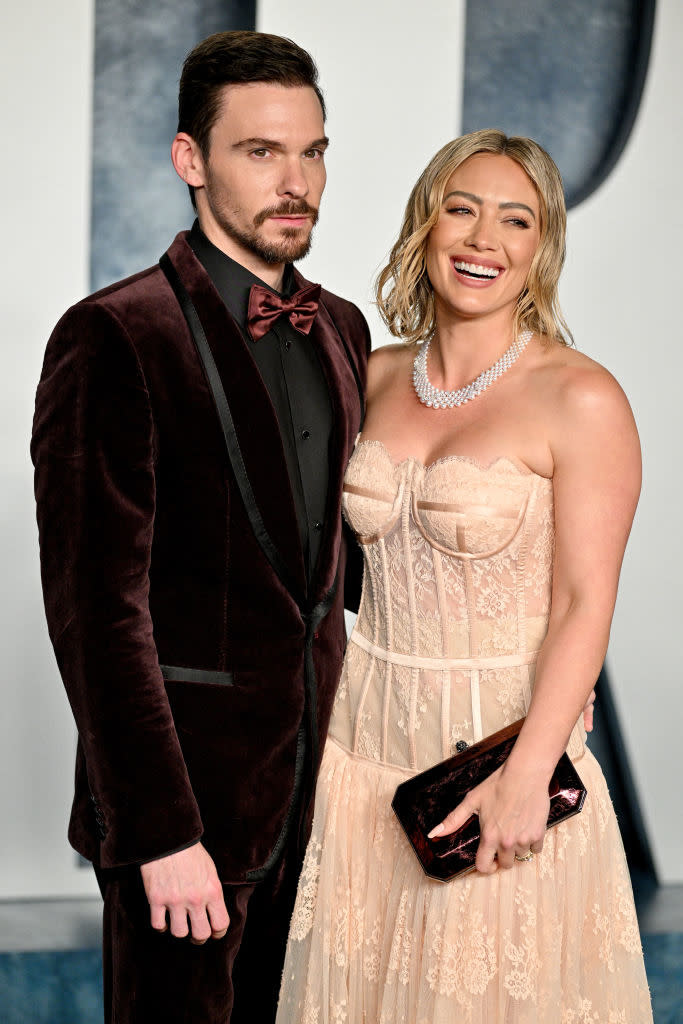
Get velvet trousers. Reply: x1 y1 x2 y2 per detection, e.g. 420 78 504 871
94 841 303 1024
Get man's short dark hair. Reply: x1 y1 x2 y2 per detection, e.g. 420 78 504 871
178 30 326 207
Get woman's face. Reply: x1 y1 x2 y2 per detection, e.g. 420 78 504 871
425 152 541 326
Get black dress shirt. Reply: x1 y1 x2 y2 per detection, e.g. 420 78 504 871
189 222 332 581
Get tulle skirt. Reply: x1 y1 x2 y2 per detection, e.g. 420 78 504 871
276 738 653 1024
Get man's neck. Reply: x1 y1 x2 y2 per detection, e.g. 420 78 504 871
196 216 285 291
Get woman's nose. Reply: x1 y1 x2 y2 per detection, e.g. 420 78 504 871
466 214 497 250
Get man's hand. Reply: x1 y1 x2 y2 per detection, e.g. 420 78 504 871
583 688 596 733
140 842 230 944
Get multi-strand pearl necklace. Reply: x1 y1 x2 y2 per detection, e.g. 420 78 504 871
412 329 533 409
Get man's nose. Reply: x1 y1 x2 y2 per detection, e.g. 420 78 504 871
277 158 309 198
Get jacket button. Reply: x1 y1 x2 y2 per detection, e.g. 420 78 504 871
455 740 469 752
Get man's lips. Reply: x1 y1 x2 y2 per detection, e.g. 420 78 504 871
269 214 311 224
254 204 318 228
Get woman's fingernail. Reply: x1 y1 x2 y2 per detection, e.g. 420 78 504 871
427 823 445 839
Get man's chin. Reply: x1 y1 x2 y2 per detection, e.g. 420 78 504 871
259 230 313 265
214 218 314 266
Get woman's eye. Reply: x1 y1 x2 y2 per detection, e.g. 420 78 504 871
445 206 472 215
507 217 530 228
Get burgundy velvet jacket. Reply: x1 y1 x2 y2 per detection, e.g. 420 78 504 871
31 232 370 882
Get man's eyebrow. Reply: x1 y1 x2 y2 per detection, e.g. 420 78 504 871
233 137 285 151
233 136 330 151
443 190 536 219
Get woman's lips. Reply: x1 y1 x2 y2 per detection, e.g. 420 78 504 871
451 257 504 286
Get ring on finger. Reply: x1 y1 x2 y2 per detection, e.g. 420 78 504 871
514 850 534 863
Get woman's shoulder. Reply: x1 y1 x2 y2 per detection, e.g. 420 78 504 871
533 338 639 463
366 342 416 397
533 337 630 414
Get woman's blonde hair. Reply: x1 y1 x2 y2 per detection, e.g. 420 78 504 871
376 129 572 345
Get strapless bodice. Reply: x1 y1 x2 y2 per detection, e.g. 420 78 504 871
330 441 585 770
343 440 555 660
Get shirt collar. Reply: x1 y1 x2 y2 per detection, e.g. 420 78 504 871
188 220 294 330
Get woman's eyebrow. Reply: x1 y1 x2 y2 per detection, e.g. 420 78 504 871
443 189 482 204
499 201 536 219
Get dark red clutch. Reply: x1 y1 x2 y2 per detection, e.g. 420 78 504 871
391 718 587 882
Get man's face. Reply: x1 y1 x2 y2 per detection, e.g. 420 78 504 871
193 83 327 273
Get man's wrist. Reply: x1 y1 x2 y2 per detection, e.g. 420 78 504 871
139 837 201 866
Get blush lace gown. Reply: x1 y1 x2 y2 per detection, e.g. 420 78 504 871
276 440 653 1024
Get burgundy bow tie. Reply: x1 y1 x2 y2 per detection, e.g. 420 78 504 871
247 282 321 343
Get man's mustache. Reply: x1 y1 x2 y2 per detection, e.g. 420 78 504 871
254 201 319 228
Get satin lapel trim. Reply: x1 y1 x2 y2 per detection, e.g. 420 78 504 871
295 273 364 600
165 234 307 598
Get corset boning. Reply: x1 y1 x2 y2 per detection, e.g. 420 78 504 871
331 441 586 772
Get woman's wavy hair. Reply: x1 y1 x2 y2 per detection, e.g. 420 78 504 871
376 129 572 345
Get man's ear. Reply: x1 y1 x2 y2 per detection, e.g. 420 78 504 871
171 133 206 189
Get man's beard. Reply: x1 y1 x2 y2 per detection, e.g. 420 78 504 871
205 183 318 265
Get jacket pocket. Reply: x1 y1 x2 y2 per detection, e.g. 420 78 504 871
159 664 234 685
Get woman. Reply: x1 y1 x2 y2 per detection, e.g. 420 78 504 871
277 130 653 1022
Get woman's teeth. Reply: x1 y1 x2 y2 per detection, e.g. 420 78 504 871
453 260 501 279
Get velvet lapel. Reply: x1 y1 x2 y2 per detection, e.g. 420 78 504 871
164 233 307 600
292 267 364 602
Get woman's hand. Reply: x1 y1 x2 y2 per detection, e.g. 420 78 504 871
427 764 550 873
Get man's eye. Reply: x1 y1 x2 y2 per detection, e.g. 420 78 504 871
251 149 269 158
304 149 324 159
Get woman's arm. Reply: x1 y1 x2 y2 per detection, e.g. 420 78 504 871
429 363 641 873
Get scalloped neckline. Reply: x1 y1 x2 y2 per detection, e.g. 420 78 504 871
355 439 550 481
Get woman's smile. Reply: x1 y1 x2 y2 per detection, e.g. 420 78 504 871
451 256 505 285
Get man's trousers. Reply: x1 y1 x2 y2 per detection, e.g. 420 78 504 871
95 841 303 1024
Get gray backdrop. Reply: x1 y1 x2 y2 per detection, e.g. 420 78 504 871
91 0 255 290
462 0 655 207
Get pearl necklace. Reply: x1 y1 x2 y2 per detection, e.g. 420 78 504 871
412 329 533 409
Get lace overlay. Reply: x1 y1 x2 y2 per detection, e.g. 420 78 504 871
277 442 652 1023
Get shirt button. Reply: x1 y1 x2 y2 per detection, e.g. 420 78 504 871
301 429 311 440
314 520 323 531
284 340 292 350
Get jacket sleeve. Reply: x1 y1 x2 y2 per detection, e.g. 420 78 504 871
31 300 203 867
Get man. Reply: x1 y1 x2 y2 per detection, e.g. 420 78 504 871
32 31 370 1023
